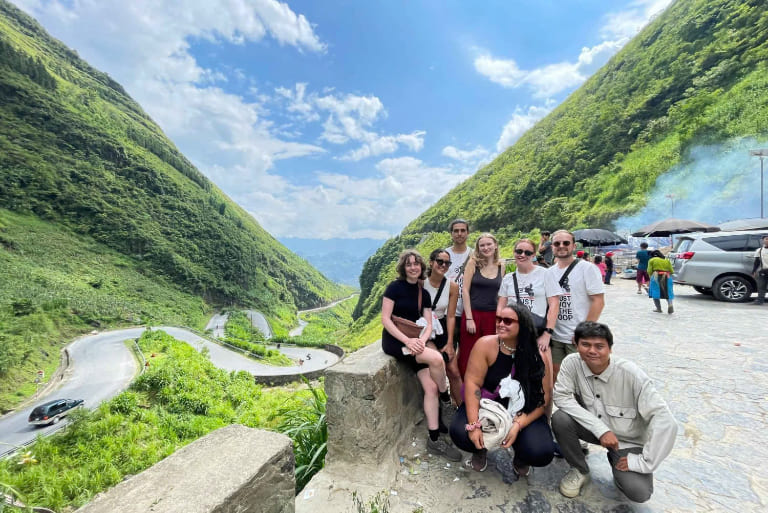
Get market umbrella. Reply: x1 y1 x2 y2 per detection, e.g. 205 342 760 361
718 218 768 231
631 218 721 237
572 228 627 247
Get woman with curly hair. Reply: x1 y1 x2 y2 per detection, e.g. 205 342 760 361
450 303 555 475
381 249 461 461
459 233 505 378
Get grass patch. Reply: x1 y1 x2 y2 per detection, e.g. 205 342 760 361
0 210 211 411
223 311 293 366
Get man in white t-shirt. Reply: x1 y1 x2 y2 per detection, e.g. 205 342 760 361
751 235 768 305
546 229 605 382
444 219 472 404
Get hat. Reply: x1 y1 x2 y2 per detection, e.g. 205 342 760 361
576 250 584 257
606 252 614 257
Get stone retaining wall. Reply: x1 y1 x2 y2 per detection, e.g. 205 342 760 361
252 344 345 386
295 343 422 512
76 425 295 513
324 342 421 466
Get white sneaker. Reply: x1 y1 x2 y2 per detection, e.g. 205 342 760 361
559 468 590 498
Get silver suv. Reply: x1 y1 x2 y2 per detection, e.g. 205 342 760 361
670 229 768 302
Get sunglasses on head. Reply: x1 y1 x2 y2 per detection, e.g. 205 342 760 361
553 240 572 247
434 258 452 267
495 315 519 326
515 249 535 256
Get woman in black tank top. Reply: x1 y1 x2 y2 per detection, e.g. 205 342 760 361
458 233 505 378
450 303 555 475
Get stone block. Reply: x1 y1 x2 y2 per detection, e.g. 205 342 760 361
324 342 421 467
77 425 295 513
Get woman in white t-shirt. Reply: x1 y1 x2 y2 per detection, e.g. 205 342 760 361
498 238 559 411
424 249 462 405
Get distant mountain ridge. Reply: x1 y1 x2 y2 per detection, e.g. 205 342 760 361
351 0 768 328
0 0 343 311
279 238 385 287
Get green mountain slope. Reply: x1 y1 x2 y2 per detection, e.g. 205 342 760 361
0 0 343 311
351 0 768 335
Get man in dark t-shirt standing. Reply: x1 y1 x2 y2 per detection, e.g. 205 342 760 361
539 231 553 267
635 242 650 294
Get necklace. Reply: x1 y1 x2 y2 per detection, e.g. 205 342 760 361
498 336 516 354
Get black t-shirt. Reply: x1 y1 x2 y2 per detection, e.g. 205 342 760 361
383 279 432 322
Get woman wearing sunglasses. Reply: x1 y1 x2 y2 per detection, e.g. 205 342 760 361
498 239 559 408
459 233 505 378
449 303 555 474
424 249 463 406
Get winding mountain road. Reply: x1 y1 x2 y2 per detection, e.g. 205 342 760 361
0 323 340 455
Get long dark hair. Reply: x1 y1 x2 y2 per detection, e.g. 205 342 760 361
502 303 545 413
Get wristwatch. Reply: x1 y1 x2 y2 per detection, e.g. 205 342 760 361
544 327 554 335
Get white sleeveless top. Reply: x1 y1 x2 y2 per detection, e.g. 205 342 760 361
423 277 450 319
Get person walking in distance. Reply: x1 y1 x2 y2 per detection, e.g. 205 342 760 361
546 230 605 384
647 250 675 314
553 322 677 502
635 242 651 294
538 231 554 267
444 219 472 403
604 252 614 285
751 235 768 305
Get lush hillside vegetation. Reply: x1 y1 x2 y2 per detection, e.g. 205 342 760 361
407 0 768 234
0 0 343 313
351 0 768 341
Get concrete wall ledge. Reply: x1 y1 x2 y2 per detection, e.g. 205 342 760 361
76 425 295 513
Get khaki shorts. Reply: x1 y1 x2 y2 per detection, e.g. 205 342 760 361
551 339 578 365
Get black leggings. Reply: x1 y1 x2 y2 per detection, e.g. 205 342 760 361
449 403 555 467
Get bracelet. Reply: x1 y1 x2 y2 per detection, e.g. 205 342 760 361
466 318 474 321
465 420 481 432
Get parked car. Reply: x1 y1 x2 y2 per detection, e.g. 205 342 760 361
28 398 84 426
669 229 768 302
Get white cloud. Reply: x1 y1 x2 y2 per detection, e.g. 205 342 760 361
601 0 673 41
275 82 319 121
496 103 554 152
238 157 472 238
475 0 671 97
442 145 490 163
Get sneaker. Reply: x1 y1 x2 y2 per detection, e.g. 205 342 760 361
427 437 461 462
652 308 662 313
636 290 642 294
465 449 487 472
559 468 590 498
667 304 674 314
513 458 531 478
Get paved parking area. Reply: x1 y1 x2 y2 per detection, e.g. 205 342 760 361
374 278 768 512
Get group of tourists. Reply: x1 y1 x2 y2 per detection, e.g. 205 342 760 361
381 220 677 503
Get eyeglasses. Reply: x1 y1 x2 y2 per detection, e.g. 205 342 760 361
553 241 572 247
434 258 452 267
514 249 535 256
495 315 519 326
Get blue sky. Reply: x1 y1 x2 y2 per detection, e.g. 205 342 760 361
15 0 670 239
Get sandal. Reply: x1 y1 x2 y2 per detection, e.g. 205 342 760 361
465 449 487 472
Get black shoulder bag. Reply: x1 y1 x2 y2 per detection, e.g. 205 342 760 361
512 272 547 335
